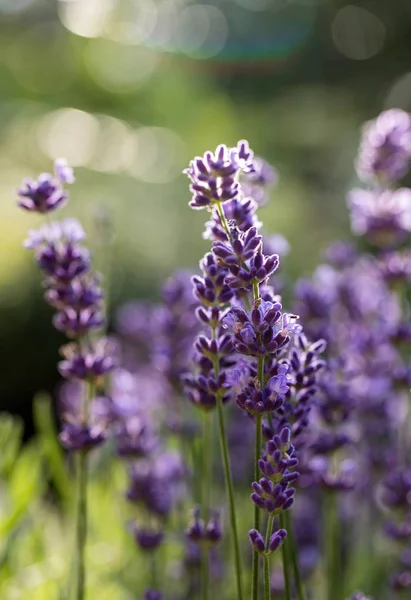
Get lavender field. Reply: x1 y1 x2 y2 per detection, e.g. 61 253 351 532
2 2 411 600
3 109 410 600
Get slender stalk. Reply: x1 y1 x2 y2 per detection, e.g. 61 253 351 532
150 553 158 589
216 202 231 240
252 354 265 600
74 449 88 600
285 510 306 600
201 412 211 600
325 491 341 600
216 392 244 600
263 515 274 600
251 413 262 600
73 381 94 600
279 513 292 600
263 556 270 600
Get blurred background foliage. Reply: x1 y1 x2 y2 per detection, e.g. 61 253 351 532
1 0 411 428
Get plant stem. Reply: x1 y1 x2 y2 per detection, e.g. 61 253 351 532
285 510 305 600
263 515 274 600
325 491 341 600
74 450 88 600
279 513 292 600
73 381 93 600
216 202 231 240
263 556 270 600
216 392 244 600
201 412 211 600
252 355 265 600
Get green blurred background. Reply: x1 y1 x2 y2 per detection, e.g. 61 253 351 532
2 0 411 428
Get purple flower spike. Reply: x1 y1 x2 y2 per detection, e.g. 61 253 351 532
251 426 299 515
346 594 373 600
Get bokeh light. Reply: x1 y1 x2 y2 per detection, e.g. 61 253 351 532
84 38 159 92
58 0 114 38
385 72 411 111
332 5 386 60
37 109 100 166
176 4 228 59
127 127 186 183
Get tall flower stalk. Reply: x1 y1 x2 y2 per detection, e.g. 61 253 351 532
17 160 115 600
185 141 303 600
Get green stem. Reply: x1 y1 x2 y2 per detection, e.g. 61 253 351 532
150 553 158 589
74 450 88 600
252 282 259 301
201 412 211 600
216 202 231 240
325 491 341 600
252 354 265 600
73 381 94 600
285 510 305 600
279 513 292 600
216 393 244 600
264 515 274 600
251 415 262 600
263 556 270 600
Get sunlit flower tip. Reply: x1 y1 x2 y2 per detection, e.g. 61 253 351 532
248 529 266 553
184 140 255 209
268 528 287 553
54 158 75 184
24 218 86 249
